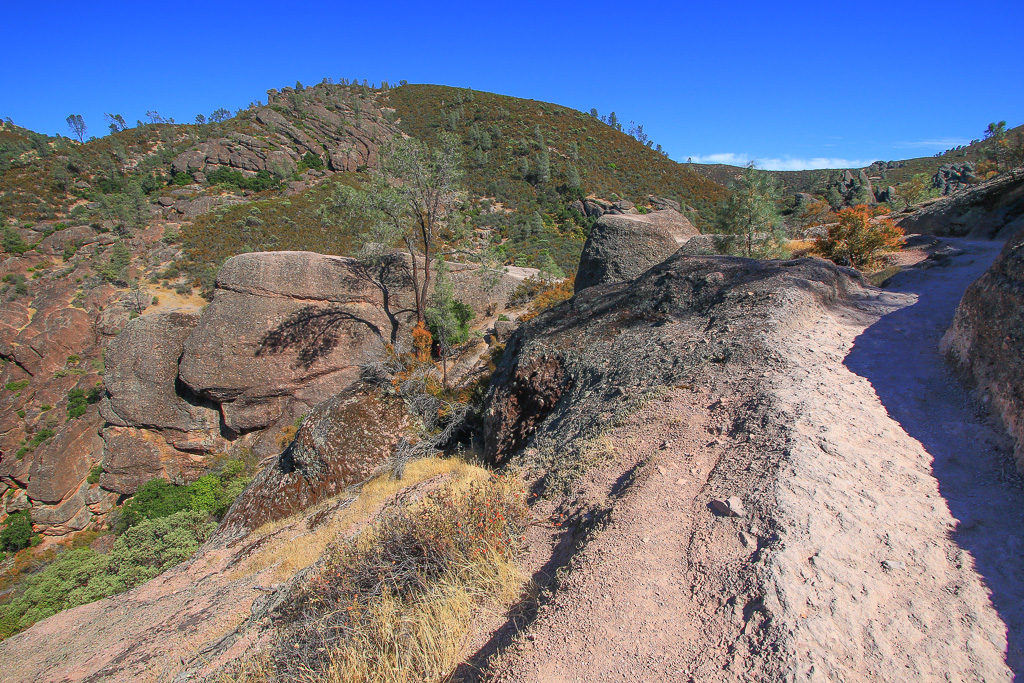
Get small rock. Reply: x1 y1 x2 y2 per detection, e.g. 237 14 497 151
656 466 667 476
881 559 905 571
675 478 687 486
711 496 746 518
660 440 672 450
740 531 756 547
642 537 651 544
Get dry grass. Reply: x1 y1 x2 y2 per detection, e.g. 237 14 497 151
785 239 818 257
269 471 531 683
230 457 493 584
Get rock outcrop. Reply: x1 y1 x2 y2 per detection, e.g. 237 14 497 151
220 387 409 535
933 162 977 195
574 208 699 292
942 229 1024 468
898 172 1024 239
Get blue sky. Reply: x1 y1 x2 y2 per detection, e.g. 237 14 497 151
2 0 1020 170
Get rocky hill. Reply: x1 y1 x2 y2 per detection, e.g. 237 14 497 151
1 79 1024 681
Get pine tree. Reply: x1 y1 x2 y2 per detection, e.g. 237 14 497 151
567 164 581 189
714 163 785 258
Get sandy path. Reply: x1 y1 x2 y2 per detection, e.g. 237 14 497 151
481 240 1021 681
843 239 1024 673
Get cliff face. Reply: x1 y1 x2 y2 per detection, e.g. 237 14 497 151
942 230 1024 468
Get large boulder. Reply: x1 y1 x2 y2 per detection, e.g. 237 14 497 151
104 312 219 433
898 172 1024 239
178 251 391 433
219 387 409 534
942 230 1024 468
575 209 700 292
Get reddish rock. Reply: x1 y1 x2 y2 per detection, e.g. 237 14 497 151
99 427 165 494
104 312 219 432
27 415 102 504
220 388 408 534
178 251 390 432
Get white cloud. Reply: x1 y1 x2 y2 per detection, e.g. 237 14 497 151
684 153 874 171
893 138 971 149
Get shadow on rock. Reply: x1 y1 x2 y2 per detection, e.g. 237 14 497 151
843 240 1024 676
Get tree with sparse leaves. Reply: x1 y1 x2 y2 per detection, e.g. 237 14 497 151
369 133 464 323
65 114 86 142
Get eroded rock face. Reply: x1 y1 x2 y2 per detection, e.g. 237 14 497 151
942 230 1024 468
898 173 1024 239
178 251 391 433
486 253 867 472
27 416 102 504
220 387 408 534
575 209 699 292
104 312 219 432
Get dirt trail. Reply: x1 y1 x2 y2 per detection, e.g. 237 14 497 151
481 241 1022 681
843 239 1024 673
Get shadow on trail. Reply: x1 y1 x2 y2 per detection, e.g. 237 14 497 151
843 240 1024 677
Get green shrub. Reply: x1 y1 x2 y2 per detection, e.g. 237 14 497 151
205 167 279 192
38 404 52 412
0 510 215 638
87 465 102 485
0 512 33 553
1 227 29 255
5 380 29 392
15 409 25 419
170 172 194 186
115 463 249 532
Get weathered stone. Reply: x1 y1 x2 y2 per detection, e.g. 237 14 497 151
649 196 681 212
898 173 1024 239
220 388 408 534
6 488 30 512
493 320 516 342
711 496 746 518
100 427 165 494
104 312 219 432
27 416 101 504
31 482 88 528
177 252 388 432
575 209 700 292
35 226 98 257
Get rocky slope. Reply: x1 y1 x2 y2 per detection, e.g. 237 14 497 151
2 240 1017 681
898 171 1024 239
0 236 524 535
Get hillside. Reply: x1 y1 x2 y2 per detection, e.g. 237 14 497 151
385 84 727 218
690 122 1024 195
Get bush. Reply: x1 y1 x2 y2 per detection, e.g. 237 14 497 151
0 510 215 638
4 380 29 392
205 167 280 193
87 465 102 485
115 464 250 532
274 474 529 681
1 227 29 255
0 512 33 553
815 204 904 270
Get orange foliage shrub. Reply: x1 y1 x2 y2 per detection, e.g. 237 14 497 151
412 321 432 363
815 205 903 271
519 275 575 322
